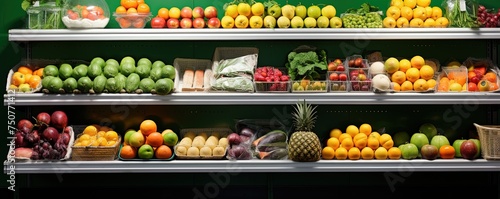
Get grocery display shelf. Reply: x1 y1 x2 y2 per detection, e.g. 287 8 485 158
8 28 500 41
4 159 500 173
3 92 500 106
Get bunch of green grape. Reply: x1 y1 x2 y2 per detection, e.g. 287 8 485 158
341 13 383 28
365 12 383 28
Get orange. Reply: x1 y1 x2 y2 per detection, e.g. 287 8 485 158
24 74 32 84
340 137 354 150
335 147 348 160
140 119 157 136
137 3 150 13
28 75 41 88
374 147 388 160
329 128 342 139
105 131 119 141
326 137 340 150
155 145 173 159
120 145 137 159
83 125 98 136
136 0 145 4
157 8 169 20
17 66 33 75
146 132 163 147
485 72 497 83
387 147 401 160
406 68 420 83
322 146 335 160
353 133 367 149
11 72 25 86
345 125 359 138
348 147 361 160
121 0 138 9
338 133 352 144
359 123 372 136
127 8 138 14
115 6 127 14
490 82 499 91
392 82 401 91
367 136 380 150
361 147 374 160
439 145 455 159
33 68 44 77
391 71 406 85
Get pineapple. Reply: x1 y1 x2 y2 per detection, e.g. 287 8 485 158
288 100 322 162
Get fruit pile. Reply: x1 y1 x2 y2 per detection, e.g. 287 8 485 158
114 0 152 28
254 66 290 92
65 5 108 21
477 5 500 27
322 123 402 160
327 59 348 92
383 0 449 28
291 80 327 92
41 56 175 95
73 125 119 147
221 1 341 29
437 66 468 92
8 66 43 93
341 3 383 28
464 58 499 92
150 6 219 28
175 130 230 159
14 111 71 160
383 55 437 92
120 120 177 160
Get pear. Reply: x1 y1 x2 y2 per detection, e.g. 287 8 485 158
263 15 277 28
281 5 295 20
277 16 290 28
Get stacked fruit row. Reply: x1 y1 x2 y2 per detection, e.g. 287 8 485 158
383 0 449 28
148 6 220 29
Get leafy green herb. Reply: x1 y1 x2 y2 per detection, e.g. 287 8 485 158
345 3 380 16
286 50 327 81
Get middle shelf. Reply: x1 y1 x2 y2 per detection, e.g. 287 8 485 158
4 92 500 106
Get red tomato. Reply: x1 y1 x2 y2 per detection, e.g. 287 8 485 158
150 16 166 28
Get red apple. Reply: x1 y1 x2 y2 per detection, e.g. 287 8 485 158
420 144 439 160
339 73 347 81
204 6 218 19
470 76 480 84
336 65 345 72
180 6 193 19
180 18 192 28
150 16 166 28
327 62 337 71
460 140 478 160
350 70 359 78
166 18 179 28
192 6 204 18
329 73 339 81
193 17 205 28
468 82 478 92
207 17 220 28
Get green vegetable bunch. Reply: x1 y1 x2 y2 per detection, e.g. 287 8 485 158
345 3 381 16
21 0 63 11
444 0 480 28
285 49 327 81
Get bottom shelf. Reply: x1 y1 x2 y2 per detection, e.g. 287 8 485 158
4 159 500 173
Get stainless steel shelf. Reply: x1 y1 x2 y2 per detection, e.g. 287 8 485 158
4 92 500 106
8 28 500 41
4 159 499 174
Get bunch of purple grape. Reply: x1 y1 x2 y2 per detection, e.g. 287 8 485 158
477 5 500 27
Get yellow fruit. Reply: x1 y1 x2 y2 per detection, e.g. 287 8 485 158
335 147 348 160
392 71 407 85
409 18 424 27
379 134 394 150
425 7 433 18
105 131 119 141
369 132 381 140
97 137 108 146
251 2 265 16
106 140 117 146
406 68 420 83
78 134 90 141
97 130 106 138
431 7 443 20
391 0 404 8
427 79 437 89
392 82 401 91
417 0 431 7
400 6 413 21
353 133 368 149
338 133 352 143
413 7 427 21
225 4 238 18
449 82 463 92
326 137 340 150
388 147 402 160
404 0 417 9
367 137 380 150
329 128 342 139
386 6 401 19
359 123 372 136
399 59 411 72
424 18 435 28
80 139 90 146
83 125 98 136
348 147 361 160
237 2 251 16
322 146 335 160
361 147 374 160
401 81 413 91
341 137 354 151
375 147 388 160
435 17 449 27
419 65 435 80
346 125 359 138
396 17 410 28
413 79 429 91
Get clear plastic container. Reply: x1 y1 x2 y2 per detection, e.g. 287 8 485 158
27 2 63 29
62 0 110 28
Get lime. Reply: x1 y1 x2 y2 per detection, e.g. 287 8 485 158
162 131 178 147
155 78 173 95
121 56 135 66
152 60 165 69
58 63 73 80
419 123 437 140
103 64 119 78
63 77 78 93
48 77 63 93
137 58 152 68
161 64 176 80
106 59 119 68
150 67 162 82
139 78 155 93
120 62 136 76
77 76 93 93
88 63 103 79
91 57 106 68
43 65 59 77
72 64 88 79
41 76 54 89
136 64 151 79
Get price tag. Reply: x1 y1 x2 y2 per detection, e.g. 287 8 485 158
459 0 466 11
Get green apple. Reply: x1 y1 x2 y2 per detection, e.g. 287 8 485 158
138 144 154 159
419 123 437 140
295 5 307 19
281 4 295 20
124 129 137 145
452 139 466 158
304 17 316 28
321 5 336 19
398 143 419 160
430 135 450 157
329 16 342 28
162 130 179 147
290 16 304 28
277 16 290 28
263 15 277 28
470 138 481 158
316 16 329 28
18 83 31 92
410 132 429 152
268 4 282 18
307 5 321 19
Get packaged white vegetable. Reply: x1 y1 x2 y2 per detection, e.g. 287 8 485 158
213 54 257 78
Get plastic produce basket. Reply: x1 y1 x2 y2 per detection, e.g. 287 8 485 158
174 128 232 160
474 123 500 160
173 58 213 92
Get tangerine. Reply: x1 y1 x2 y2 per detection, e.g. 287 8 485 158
439 145 455 159
321 146 335 160
137 3 150 13
105 131 119 141
83 125 98 136
140 119 157 136
157 8 169 20
17 66 33 75
121 0 138 9
146 132 163 147
155 145 172 159
485 72 497 83
33 68 44 77
120 145 137 159
28 75 41 88
116 6 127 14
348 147 361 160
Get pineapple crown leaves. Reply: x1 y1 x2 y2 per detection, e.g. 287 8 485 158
292 99 318 132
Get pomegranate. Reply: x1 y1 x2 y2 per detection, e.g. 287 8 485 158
50 111 68 130
36 112 51 126
17 119 33 131
43 127 60 144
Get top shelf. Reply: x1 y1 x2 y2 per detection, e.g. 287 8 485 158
8 28 500 41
